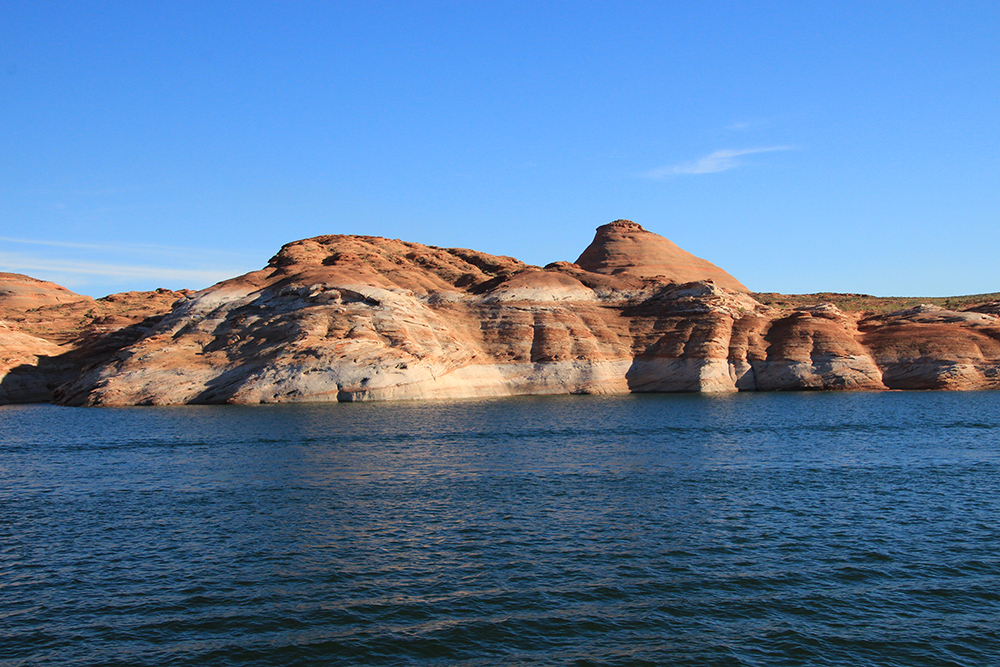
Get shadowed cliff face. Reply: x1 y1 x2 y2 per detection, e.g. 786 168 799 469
4 223 1000 405
1 287 188 403
0 274 89 402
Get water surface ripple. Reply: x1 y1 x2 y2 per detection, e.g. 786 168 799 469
2 391 999 666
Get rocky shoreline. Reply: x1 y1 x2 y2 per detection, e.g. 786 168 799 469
3 221 999 406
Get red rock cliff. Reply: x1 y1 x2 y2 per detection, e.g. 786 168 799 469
31 223 999 406
576 220 749 292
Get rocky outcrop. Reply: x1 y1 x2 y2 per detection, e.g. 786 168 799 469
575 220 748 292
0 272 91 311
0 288 187 403
37 223 1000 406
861 305 1000 390
0 325 72 403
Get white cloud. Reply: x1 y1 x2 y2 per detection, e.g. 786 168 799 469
0 238 261 292
0 236 251 260
642 145 795 179
0 253 241 285
726 118 772 131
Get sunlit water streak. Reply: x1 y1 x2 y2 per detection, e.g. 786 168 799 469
2 391 999 666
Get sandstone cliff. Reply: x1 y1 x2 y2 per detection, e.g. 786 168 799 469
0 284 187 403
1 274 86 402
25 221 998 406
575 219 749 291
0 272 92 311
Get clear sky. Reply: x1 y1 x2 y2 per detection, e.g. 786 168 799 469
2 1 998 298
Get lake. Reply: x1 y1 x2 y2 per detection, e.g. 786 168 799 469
2 391 999 666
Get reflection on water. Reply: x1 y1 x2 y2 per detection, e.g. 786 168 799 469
2 391 1000 666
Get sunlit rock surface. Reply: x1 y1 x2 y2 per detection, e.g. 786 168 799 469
0 286 187 404
575 219 749 292
3 223 1000 405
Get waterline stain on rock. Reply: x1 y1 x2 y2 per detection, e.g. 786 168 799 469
3 223 1000 405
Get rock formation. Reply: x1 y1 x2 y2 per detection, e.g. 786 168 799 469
1 273 88 402
0 272 91 311
0 325 69 403
3 220 984 406
575 219 749 291
860 305 1000 390
1 285 187 403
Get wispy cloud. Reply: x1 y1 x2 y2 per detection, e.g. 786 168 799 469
642 146 795 179
726 118 770 131
0 236 252 260
0 253 244 286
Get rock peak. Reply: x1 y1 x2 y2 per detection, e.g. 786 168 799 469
575 220 749 292
601 219 646 232
0 272 91 310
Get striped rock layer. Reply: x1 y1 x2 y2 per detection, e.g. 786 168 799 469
37 223 1000 406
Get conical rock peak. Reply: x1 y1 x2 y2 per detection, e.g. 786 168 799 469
575 220 748 292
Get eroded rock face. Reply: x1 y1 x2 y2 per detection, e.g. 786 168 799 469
5 223 1000 405
47 225 1000 406
0 272 91 311
0 324 73 403
575 220 749 292
0 288 188 403
861 305 1000 390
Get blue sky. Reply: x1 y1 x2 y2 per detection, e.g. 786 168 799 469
2 1 998 297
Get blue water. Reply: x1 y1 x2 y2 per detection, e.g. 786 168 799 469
2 392 1000 666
